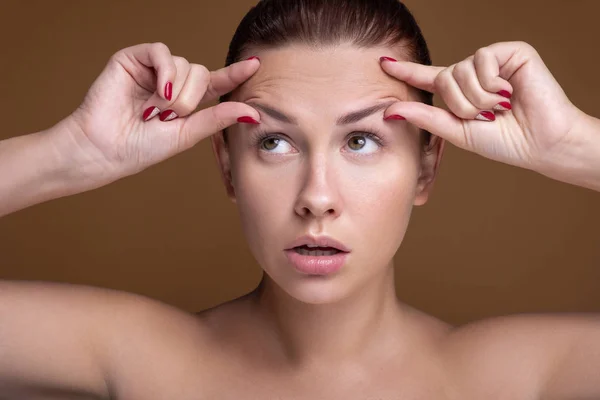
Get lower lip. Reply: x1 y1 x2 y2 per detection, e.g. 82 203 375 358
284 250 348 276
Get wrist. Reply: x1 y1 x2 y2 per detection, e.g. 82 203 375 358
537 110 600 192
45 115 117 195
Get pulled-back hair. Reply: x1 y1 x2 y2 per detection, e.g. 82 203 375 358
220 0 433 145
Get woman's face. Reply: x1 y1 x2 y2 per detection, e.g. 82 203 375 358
213 44 443 304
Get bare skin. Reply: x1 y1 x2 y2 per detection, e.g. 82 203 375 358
0 277 586 400
1 42 599 399
106 286 600 400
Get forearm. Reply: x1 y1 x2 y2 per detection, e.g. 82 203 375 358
539 111 600 193
0 117 106 217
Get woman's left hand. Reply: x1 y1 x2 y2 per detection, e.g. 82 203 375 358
380 41 593 184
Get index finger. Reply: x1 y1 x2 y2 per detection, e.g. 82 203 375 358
125 42 178 101
380 58 444 93
201 58 261 104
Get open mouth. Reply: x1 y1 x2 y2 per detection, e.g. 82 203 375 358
293 245 342 256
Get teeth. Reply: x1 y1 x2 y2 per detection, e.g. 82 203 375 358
295 247 339 256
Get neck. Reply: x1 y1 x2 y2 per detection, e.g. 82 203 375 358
248 262 408 369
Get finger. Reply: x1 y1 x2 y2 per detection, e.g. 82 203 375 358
177 102 261 150
473 44 515 97
452 57 512 112
126 42 178 101
384 101 474 150
157 63 211 122
380 57 444 93
141 56 191 122
436 65 493 120
200 57 261 105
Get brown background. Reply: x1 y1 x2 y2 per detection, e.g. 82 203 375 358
0 0 598 325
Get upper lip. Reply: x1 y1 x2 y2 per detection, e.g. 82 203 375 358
285 235 351 252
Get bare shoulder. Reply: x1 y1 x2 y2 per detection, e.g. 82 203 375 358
31 280 217 399
442 312 600 400
0 280 218 399
97 288 224 399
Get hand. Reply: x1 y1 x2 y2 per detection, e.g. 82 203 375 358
59 42 261 187
380 41 587 177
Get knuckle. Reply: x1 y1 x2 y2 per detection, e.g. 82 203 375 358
152 42 170 53
472 92 489 108
452 63 468 81
172 56 190 69
173 96 197 117
516 41 537 56
434 70 453 91
475 46 492 60
192 63 211 80
450 103 477 120
192 64 212 94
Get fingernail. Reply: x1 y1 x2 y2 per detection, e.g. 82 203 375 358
384 114 406 121
246 56 260 61
237 116 260 124
380 56 398 62
493 102 512 111
165 82 173 101
159 110 178 122
142 106 160 122
476 111 496 122
497 90 512 99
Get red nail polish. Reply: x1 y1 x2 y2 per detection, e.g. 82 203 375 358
165 82 173 101
246 56 260 61
494 102 512 111
384 114 406 121
142 106 160 121
497 90 512 99
476 111 496 122
159 110 178 122
380 56 398 63
237 116 260 124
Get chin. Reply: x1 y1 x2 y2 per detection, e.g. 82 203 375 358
260 260 367 306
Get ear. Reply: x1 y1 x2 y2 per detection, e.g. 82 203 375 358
413 136 446 206
211 131 237 203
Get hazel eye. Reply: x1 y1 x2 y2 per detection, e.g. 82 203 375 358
348 136 367 151
346 134 379 154
260 136 294 154
262 138 279 151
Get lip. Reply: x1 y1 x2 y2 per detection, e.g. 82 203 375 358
285 235 351 252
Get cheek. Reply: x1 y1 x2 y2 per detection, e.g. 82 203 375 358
229 151 299 254
341 157 419 242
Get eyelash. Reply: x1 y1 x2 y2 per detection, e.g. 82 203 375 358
249 128 388 152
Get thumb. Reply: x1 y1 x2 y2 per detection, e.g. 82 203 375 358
380 59 444 93
384 101 467 148
178 101 260 149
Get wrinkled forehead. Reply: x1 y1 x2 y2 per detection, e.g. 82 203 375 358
231 44 415 118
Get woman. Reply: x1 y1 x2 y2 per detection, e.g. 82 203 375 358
1 0 599 398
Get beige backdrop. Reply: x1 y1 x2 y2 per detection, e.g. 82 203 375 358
1 0 598 325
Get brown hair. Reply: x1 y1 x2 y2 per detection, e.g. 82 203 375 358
220 0 433 145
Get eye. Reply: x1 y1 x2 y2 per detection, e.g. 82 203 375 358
260 136 294 154
346 133 381 154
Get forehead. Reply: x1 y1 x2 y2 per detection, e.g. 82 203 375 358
232 43 415 113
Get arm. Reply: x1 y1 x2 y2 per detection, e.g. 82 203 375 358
0 279 209 400
538 111 600 193
446 314 600 400
0 117 108 218
0 42 260 219
538 314 600 400
0 280 112 399
381 42 600 193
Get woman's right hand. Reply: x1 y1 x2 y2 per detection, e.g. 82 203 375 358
58 42 261 188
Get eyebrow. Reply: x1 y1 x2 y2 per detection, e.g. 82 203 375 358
246 100 397 126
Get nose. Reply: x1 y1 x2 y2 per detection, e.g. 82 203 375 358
294 156 342 219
